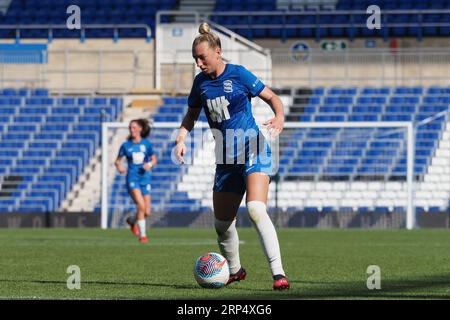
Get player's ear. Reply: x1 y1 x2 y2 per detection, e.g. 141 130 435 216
215 46 221 57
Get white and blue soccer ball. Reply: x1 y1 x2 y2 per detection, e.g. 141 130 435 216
194 252 230 288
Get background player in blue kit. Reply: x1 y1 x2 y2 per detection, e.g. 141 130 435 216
115 119 157 243
175 23 289 290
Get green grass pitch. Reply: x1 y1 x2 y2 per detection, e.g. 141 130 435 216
1 228 450 299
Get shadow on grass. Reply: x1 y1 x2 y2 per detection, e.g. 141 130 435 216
0 278 272 294
288 276 450 299
1 275 450 299
0 278 199 290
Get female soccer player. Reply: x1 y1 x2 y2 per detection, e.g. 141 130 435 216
115 119 157 243
175 23 289 290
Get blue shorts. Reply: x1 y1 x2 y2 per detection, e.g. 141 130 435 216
127 180 151 196
213 154 273 195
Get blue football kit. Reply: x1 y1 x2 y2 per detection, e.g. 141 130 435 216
188 63 273 195
118 139 154 195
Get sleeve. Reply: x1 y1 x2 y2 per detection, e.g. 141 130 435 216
238 65 265 97
187 76 202 109
118 143 126 158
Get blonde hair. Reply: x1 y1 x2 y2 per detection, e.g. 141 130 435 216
192 22 221 49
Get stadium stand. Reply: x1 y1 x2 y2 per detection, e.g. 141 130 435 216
0 88 123 212
0 0 177 39
0 1 449 227
99 87 450 216
280 86 449 181
211 0 450 39
1 0 448 41
94 97 211 215
181 87 449 213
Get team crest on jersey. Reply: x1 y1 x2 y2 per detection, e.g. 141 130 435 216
223 80 233 93
140 145 146 152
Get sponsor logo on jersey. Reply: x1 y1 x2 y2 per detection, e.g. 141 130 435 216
206 96 230 123
132 152 145 164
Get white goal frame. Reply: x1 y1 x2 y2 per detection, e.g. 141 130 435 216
101 121 415 230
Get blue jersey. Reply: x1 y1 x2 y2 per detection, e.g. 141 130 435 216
188 64 266 164
118 139 154 184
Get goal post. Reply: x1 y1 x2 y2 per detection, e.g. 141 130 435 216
101 121 416 230
277 122 415 230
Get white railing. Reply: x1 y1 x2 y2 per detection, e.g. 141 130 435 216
1 46 450 91
0 24 152 43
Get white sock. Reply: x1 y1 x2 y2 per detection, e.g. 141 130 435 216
137 219 146 237
247 201 285 277
215 218 241 275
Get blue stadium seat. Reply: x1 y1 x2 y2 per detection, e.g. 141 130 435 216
19 107 49 114
16 159 46 166
46 115 76 123
0 98 22 106
31 88 49 96
13 115 43 123
52 107 82 115
34 133 65 140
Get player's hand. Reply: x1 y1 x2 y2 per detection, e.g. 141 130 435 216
175 141 187 165
117 165 127 175
263 116 284 138
143 162 153 171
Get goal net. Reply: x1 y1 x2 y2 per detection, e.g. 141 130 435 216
101 121 415 230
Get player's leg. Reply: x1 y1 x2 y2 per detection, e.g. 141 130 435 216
245 172 289 290
213 191 247 284
142 183 151 218
129 188 148 242
125 182 140 236
125 214 139 236
144 195 151 218
142 187 151 241
126 215 140 237
212 165 248 283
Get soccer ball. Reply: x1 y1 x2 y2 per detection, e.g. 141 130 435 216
194 252 230 288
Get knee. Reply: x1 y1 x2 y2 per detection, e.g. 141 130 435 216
137 203 146 213
215 218 235 236
247 201 267 224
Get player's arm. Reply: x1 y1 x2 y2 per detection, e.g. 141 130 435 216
115 156 127 174
175 107 202 164
144 154 157 171
258 86 285 135
150 154 157 167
